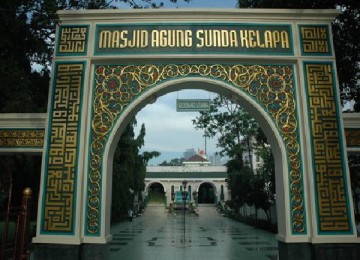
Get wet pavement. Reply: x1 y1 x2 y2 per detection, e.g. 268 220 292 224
107 206 278 260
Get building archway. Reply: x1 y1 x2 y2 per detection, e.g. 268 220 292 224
30 9 358 259
102 76 291 242
197 182 216 204
146 182 165 203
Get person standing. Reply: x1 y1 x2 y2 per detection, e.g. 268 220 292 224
128 209 133 222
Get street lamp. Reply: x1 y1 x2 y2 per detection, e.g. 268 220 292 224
182 180 187 190
171 191 175 213
181 180 188 244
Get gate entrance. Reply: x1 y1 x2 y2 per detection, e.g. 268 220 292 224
198 183 216 204
1 8 359 259
147 182 165 204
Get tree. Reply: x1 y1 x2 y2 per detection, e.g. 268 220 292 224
0 154 41 221
250 175 270 218
0 0 191 113
192 95 277 220
247 129 276 221
192 95 259 162
0 1 50 112
0 0 117 113
111 119 159 223
237 0 360 110
226 157 253 212
254 129 275 195
159 158 184 166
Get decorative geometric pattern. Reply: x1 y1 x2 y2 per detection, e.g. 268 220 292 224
304 63 351 233
0 129 44 148
42 63 84 233
345 129 360 147
87 64 306 235
300 25 331 55
58 26 88 54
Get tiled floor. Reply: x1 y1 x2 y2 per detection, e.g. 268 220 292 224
108 209 278 260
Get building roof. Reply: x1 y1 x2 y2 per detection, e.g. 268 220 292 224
145 166 227 179
147 166 226 172
184 154 209 163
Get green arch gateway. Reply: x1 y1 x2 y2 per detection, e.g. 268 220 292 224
1 8 359 259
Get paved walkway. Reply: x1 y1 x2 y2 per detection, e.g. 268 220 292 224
107 206 278 260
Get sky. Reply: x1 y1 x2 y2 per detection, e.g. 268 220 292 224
135 90 222 165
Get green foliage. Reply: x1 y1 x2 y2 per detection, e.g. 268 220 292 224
227 158 274 221
227 139 275 218
250 174 272 219
254 129 275 196
226 157 253 210
0 0 108 112
193 95 276 219
159 157 184 166
238 0 360 110
142 151 161 164
0 0 191 112
192 95 259 159
0 1 51 112
111 119 159 223
0 155 41 221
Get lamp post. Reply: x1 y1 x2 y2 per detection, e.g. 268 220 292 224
182 180 188 191
171 191 175 213
181 180 188 244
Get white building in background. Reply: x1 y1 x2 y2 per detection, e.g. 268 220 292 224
242 137 266 172
144 150 229 206
209 153 223 166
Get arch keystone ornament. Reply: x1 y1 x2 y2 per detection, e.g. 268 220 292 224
19 9 358 259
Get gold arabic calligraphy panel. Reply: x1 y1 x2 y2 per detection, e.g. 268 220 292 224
299 25 331 55
305 63 351 233
87 64 305 235
57 26 88 55
42 63 84 233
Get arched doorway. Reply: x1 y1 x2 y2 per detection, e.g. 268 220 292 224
147 182 165 203
102 76 290 240
198 182 216 204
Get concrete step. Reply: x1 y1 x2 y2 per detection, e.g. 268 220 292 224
197 205 219 216
144 204 166 216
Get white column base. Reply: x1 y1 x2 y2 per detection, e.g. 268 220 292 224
33 234 113 245
82 234 113 244
311 236 360 244
276 234 360 244
276 234 311 243
32 235 82 245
